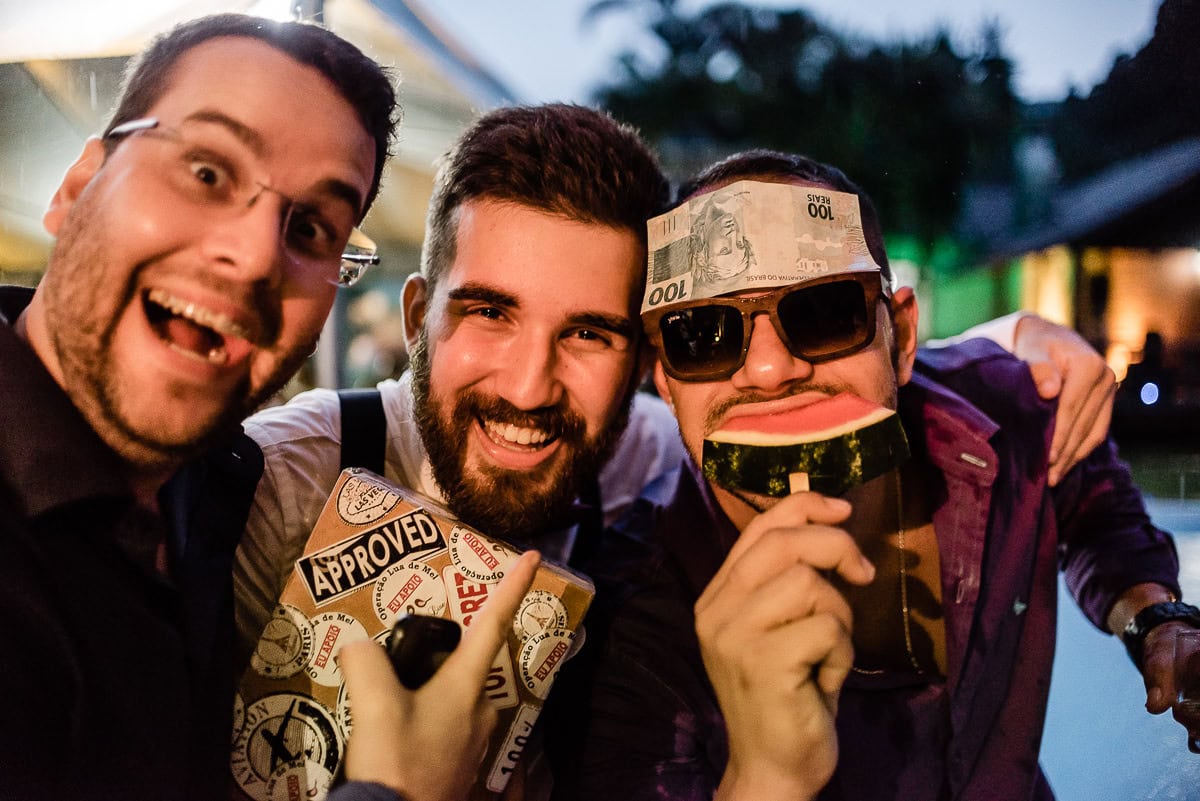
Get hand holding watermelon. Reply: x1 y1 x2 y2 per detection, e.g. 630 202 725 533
695 491 875 800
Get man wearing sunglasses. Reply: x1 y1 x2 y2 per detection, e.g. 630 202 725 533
0 14 537 801
564 150 1192 801
231 103 1120 798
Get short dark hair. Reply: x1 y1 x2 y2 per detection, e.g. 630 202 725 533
421 103 669 293
106 13 398 216
679 149 892 285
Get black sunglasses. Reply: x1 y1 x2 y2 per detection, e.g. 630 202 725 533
643 271 888 381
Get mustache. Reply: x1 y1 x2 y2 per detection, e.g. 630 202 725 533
214 276 283 346
703 382 851 436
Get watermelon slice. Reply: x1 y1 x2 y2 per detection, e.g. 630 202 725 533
702 393 909 497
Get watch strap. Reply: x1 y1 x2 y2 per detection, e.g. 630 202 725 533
1122 600 1200 669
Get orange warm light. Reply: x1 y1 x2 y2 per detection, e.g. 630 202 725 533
1019 246 1073 327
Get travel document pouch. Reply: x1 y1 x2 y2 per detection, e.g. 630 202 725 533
231 467 595 800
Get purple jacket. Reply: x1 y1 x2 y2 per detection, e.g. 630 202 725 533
567 340 1179 801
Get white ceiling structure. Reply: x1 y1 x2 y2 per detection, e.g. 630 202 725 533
0 0 514 273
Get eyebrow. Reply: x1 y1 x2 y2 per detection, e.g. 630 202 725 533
447 283 519 309
181 109 366 215
571 311 636 340
447 282 635 339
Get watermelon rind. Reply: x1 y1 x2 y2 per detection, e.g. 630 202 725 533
702 411 910 497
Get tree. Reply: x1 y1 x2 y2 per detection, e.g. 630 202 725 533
1047 0 1200 181
587 1 1021 249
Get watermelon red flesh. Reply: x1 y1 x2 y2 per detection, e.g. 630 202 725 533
702 393 910 497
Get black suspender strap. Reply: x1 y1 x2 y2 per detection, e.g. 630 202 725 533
337 388 387 475
567 476 604 571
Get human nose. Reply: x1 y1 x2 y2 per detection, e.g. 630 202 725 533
201 187 290 285
730 312 813 392
494 331 565 410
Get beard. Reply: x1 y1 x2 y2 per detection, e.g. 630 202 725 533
409 329 633 544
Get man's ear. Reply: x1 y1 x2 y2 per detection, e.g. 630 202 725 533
401 273 428 351
652 359 675 413
891 286 919 386
44 137 105 236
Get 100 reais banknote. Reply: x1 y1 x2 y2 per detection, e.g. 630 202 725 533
642 180 881 314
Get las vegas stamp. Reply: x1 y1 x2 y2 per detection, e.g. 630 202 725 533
335 470 401 526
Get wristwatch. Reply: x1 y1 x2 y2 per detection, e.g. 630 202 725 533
1122 600 1200 669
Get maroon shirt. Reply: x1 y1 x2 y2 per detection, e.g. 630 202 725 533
567 341 1180 801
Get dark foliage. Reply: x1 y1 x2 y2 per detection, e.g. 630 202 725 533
587 1 1021 245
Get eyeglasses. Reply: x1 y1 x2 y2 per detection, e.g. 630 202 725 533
643 271 887 381
105 118 379 287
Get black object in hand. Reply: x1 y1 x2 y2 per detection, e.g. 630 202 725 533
386 614 462 689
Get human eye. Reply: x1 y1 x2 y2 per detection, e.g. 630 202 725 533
284 207 341 259
466 304 506 322
565 326 629 353
179 146 237 199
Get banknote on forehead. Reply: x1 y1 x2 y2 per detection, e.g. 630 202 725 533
642 180 881 314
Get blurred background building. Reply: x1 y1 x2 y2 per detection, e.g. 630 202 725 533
0 0 515 391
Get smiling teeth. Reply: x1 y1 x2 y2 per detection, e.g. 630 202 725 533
147 288 250 340
484 419 550 446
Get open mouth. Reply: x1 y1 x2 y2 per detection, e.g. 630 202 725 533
143 288 251 366
480 416 555 450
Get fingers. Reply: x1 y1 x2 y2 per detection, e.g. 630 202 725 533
338 638 404 706
811 617 855 701
1142 638 1175 715
738 492 853 551
1047 369 1115 485
702 518 872 619
440 549 541 686
718 492 862 576
699 605 852 713
1028 360 1063 401
337 639 412 789
1048 372 1114 486
703 550 856 638
1028 348 1111 486
1010 314 1116 485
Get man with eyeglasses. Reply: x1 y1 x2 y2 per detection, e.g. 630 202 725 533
0 14 536 801
562 150 1195 801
